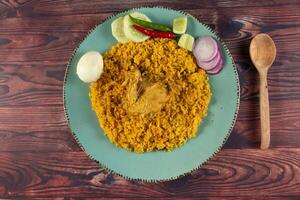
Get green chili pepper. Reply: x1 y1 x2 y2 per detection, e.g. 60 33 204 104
129 15 172 32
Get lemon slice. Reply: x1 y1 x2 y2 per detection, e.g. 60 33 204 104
178 34 194 51
123 12 151 42
111 16 130 43
173 17 187 34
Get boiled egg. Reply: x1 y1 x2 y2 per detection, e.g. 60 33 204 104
77 51 103 83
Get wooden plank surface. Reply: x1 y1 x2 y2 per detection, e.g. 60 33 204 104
0 149 299 198
0 0 299 198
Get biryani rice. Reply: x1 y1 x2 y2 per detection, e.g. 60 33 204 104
90 38 211 153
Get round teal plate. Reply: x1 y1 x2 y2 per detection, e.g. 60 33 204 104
64 7 240 181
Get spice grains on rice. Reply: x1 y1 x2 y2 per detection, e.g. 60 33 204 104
90 38 211 153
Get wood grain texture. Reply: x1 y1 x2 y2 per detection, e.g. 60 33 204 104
0 149 299 198
0 0 300 198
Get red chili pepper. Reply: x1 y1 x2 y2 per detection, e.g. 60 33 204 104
132 25 176 39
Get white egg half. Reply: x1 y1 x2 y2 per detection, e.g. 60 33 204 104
77 51 103 83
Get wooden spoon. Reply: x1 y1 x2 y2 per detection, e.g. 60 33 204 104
250 33 276 149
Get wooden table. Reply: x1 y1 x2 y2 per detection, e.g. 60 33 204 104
0 0 299 199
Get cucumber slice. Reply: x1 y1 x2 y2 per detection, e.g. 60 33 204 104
123 12 151 42
111 16 130 43
178 34 194 51
173 17 187 34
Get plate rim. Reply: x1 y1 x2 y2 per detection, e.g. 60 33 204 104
63 6 240 182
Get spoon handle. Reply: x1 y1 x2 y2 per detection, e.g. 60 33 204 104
259 72 270 149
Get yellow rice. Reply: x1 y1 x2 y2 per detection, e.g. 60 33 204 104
89 38 211 153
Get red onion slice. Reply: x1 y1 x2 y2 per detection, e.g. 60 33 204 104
207 57 224 75
193 36 218 62
197 51 221 70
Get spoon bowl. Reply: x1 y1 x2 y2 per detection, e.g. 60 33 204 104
250 33 276 149
250 33 276 71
